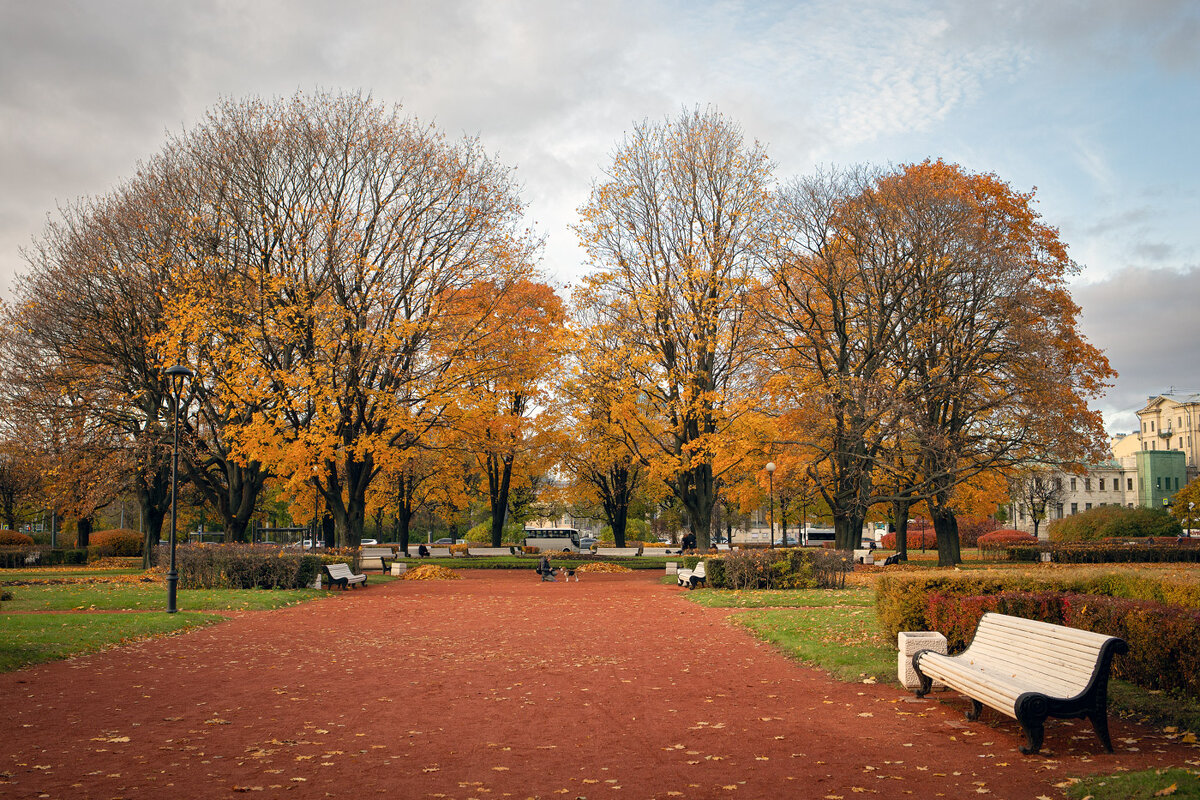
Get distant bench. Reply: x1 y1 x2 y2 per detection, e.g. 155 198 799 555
676 561 706 590
595 547 642 557
324 562 367 590
465 547 514 557
406 547 451 558
360 546 394 572
912 612 1127 754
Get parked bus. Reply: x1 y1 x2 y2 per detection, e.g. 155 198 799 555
523 527 582 552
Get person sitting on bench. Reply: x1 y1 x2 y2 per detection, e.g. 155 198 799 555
537 554 558 582
418 544 429 557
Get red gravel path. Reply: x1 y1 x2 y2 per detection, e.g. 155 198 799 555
1 570 1196 799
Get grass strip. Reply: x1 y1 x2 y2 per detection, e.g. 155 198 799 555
1064 767 1200 799
734 603 896 683
682 586 874 608
0 612 221 672
2 583 325 611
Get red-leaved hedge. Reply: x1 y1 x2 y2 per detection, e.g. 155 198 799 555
90 529 143 557
880 529 938 549
977 529 1038 552
0 530 34 546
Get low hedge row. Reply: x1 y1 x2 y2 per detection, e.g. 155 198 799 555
876 569 1200 637
0 530 35 546
167 544 352 589
0 546 90 568
89 529 143 557
1007 541 1200 563
924 590 1200 698
702 548 851 590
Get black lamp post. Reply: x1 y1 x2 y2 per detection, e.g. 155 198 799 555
165 364 193 613
766 461 776 549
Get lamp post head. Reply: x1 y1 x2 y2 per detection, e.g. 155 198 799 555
165 364 193 398
766 462 776 474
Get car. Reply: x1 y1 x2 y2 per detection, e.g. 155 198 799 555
433 537 465 545
579 537 597 551
360 538 378 546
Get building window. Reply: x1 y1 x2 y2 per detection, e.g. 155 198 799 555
1180 438 1184 449
1055 478 1062 490
1086 503 1092 510
1099 478 1105 491
1070 477 1077 491
1151 421 1156 431
1157 477 1162 490
1056 503 1063 518
1071 503 1078 515
1127 478 1134 490
1085 478 1091 491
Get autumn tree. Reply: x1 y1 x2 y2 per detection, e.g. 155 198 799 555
159 92 536 546
0 440 42 531
888 160 1113 565
450 279 565 546
759 167 922 550
573 107 772 549
3 174 187 558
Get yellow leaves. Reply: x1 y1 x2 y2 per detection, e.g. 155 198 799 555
403 564 462 581
1154 784 1179 797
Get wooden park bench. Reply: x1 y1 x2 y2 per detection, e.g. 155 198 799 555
359 546 394 572
912 612 1128 754
676 561 706 590
465 547 514 557
595 547 641 557
324 562 368 590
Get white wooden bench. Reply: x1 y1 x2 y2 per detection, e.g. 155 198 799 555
676 561 706 589
466 547 514 557
360 546 395 572
324 562 368 590
912 612 1128 754
595 547 641 557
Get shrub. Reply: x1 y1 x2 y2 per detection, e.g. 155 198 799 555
876 569 1200 638
957 517 1000 548
921 590 1200 698
880 528 937 550
89 528 144 557
600 519 650 541
1049 505 1182 542
466 519 524 543
173 543 341 589
977 529 1038 553
708 548 849 590
448 543 470 555
1008 540 1200 564
0 530 34 546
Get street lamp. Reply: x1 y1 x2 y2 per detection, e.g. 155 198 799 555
1190 502 1195 538
766 462 776 549
164 365 193 614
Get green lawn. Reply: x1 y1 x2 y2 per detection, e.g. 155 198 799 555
1065 767 1200 799
0 612 222 672
0 568 144 582
682 585 874 609
2 582 324 611
735 603 896 683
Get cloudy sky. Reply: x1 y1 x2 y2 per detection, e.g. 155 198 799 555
2 0 1197 433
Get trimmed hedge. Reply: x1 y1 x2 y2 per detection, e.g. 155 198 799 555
89 528 143 557
876 569 1200 637
977 529 1038 553
924 590 1200 698
880 529 937 549
0 530 34 546
171 543 350 589
1007 540 1200 563
1048 505 1182 542
703 548 851 590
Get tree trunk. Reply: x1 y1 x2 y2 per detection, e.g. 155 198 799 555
931 504 962 566
488 453 515 548
677 462 716 550
834 514 862 551
138 469 171 569
892 497 912 562
77 516 92 549
322 513 335 548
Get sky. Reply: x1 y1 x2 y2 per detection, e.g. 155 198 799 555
1 0 1197 435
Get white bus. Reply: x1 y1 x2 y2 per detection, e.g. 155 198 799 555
523 527 582 552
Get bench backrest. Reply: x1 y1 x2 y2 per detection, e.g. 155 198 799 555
596 547 641 556
361 547 393 557
326 562 354 576
693 561 706 578
965 612 1120 697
